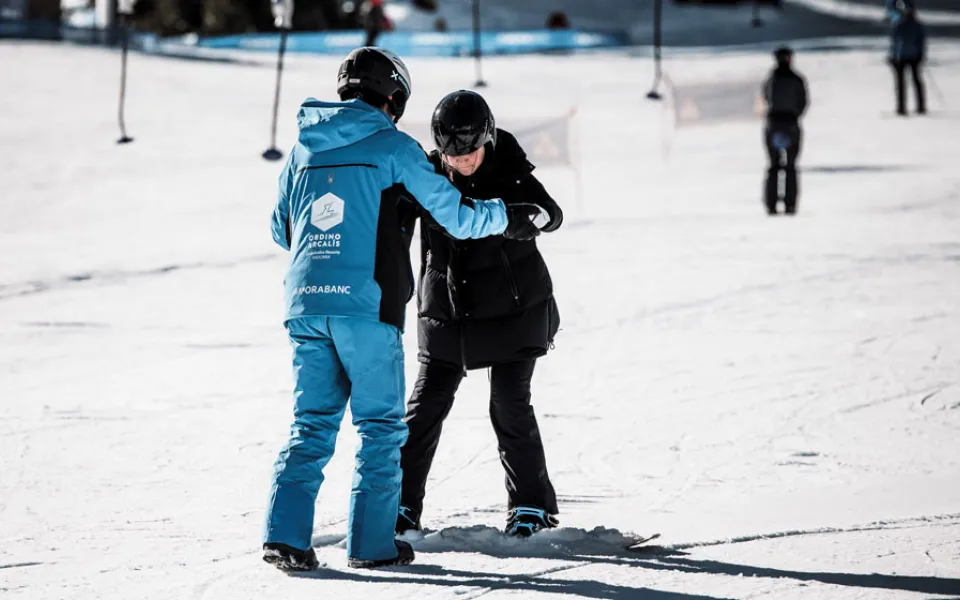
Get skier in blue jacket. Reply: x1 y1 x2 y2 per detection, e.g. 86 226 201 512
262 47 540 571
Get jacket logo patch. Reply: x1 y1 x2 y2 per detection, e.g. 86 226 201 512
311 192 345 232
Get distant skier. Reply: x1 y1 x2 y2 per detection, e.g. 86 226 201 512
762 46 808 216
363 0 391 47
394 90 564 539
262 47 537 572
889 2 927 116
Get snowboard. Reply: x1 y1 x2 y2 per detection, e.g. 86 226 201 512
626 533 662 552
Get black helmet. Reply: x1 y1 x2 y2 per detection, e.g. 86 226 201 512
773 45 793 66
337 47 412 122
431 90 496 156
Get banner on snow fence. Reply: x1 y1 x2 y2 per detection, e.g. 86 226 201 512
193 29 629 56
0 19 628 57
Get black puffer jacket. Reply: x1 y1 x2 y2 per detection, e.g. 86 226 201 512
416 129 562 370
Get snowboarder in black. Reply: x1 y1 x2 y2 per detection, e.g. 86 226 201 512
889 2 927 116
762 46 808 215
396 90 563 538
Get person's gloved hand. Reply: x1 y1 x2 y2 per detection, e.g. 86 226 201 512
500 178 564 233
503 205 541 241
534 197 563 233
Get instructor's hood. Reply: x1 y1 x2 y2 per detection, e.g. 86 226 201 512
296 98 396 153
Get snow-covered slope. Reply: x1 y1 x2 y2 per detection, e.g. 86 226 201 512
2 39 960 599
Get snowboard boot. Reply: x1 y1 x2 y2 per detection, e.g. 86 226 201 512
347 539 415 569
505 506 559 537
262 542 321 571
395 505 422 536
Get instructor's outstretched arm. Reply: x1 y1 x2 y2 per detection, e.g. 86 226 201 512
392 137 507 240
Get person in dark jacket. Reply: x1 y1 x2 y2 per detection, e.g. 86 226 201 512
396 90 564 538
762 46 808 216
364 0 390 47
889 2 927 116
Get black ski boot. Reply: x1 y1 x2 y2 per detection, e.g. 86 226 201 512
347 540 415 569
262 542 320 571
395 505 422 536
505 506 559 537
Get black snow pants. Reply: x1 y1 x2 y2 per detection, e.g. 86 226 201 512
764 120 802 215
892 60 926 115
399 358 558 518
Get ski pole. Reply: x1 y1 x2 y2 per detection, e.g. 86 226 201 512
263 0 295 161
116 1 135 144
926 64 946 110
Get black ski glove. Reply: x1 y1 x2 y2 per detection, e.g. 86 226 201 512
535 196 564 233
503 205 541 241
502 176 563 233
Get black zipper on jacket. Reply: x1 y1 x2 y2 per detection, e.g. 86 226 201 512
297 163 378 172
451 244 468 377
500 248 521 307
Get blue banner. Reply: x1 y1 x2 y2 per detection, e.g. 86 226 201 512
194 29 629 56
0 21 629 57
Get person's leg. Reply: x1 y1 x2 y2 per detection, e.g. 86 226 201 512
263 317 349 552
894 61 907 115
763 127 780 215
328 317 408 562
784 126 801 214
399 359 464 520
911 61 926 114
488 359 558 515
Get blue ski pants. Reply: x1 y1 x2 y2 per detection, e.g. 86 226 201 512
263 315 407 561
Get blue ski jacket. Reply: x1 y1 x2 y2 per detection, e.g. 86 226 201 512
271 98 508 330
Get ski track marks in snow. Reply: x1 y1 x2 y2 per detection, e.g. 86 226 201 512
195 519 960 600
0 254 275 301
663 511 960 551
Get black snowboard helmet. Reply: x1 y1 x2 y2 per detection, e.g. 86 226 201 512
337 47 412 122
431 90 496 156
